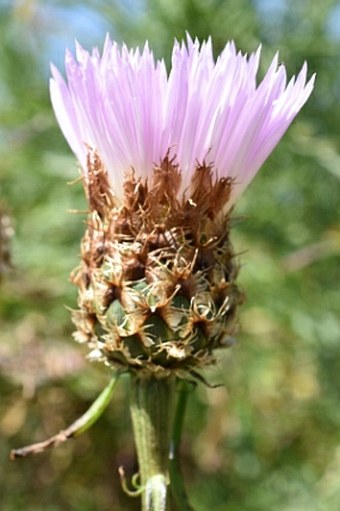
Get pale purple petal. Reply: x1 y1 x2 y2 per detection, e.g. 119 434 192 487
50 35 315 207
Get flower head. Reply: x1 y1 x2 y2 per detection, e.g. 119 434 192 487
50 34 314 209
50 35 314 375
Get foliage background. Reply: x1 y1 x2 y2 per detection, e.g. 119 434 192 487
0 1 339 510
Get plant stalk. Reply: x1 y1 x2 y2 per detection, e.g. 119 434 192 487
169 380 195 510
129 374 176 511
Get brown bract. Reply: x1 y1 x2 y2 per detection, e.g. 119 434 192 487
71 149 244 376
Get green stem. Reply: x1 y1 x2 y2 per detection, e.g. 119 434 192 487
10 373 119 459
129 374 176 511
169 381 195 511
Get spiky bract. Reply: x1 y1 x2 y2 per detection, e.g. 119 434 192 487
72 151 243 375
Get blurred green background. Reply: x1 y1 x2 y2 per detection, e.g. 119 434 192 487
1 0 340 510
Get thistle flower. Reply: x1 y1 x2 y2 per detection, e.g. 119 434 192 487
50 35 314 377
11 35 314 511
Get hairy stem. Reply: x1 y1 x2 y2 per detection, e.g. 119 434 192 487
130 374 176 511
